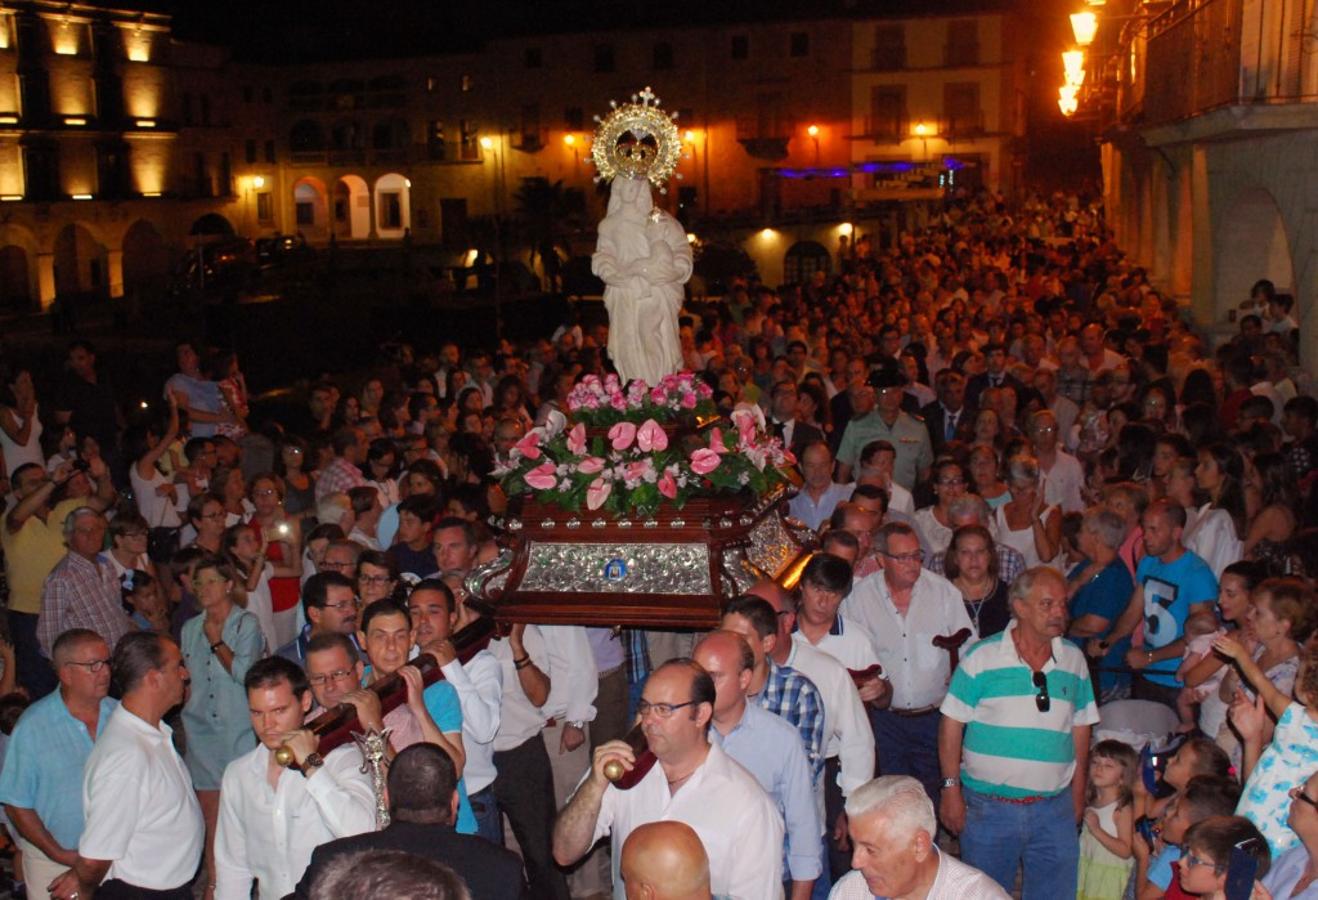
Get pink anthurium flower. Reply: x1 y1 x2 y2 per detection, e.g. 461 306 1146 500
708 427 730 455
523 461 558 490
690 448 721 475
577 456 605 475
586 477 612 510
658 469 678 499
636 419 668 452
566 423 587 455
608 421 637 451
512 430 542 461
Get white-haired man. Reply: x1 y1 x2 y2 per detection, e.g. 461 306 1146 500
828 775 1007 899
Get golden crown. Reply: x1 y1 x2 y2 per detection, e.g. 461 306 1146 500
589 86 683 192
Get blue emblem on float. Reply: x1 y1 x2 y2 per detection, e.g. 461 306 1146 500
603 558 628 582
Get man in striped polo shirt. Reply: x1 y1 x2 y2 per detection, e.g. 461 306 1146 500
936 567 1099 899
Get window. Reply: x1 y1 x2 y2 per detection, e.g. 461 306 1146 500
379 192 402 229
790 32 809 57
872 25 906 70
564 106 584 131
730 35 748 59
653 42 673 70
264 139 275 163
245 139 257 163
242 86 254 103
257 192 273 222
943 82 982 134
869 85 907 141
460 74 472 92
946 20 979 67
428 120 446 159
524 47 542 68
594 44 615 73
296 200 314 226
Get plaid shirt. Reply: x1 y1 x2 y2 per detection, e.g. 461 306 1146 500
623 628 650 685
754 660 826 787
315 457 367 502
37 552 135 658
927 543 1027 586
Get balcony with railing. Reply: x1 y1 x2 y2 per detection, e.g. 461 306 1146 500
861 113 910 143
939 110 986 138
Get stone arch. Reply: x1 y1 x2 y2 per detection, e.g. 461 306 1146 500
53 223 108 299
0 245 33 311
293 175 329 241
373 172 411 239
783 240 831 285
1214 186 1293 321
332 174 370 240
190 213 235 237
122 218 169 299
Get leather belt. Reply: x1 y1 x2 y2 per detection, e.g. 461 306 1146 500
887 705 940 717
983 793 1048 805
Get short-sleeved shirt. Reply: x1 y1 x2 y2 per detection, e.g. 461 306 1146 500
836 411 933 491
0 692 118 848
1067 559 1134 694
1 498 85 615
1238 702 1318 856
421 678 477 835
1136 550 1217 687
940 619 1100 798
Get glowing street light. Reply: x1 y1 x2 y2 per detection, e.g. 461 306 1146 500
563 133 575 146
1062 50 1086 86
252 175 265 189
806 123 820 163
806 124 819 137
1070 11 1098 46
479 136 493 151
1058 85 1080 116
913 121 931 137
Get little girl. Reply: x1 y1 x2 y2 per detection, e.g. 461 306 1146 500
1079 739 1139 900
120 570 170 634
1176 815 1271 899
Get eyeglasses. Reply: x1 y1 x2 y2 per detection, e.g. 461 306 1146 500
121 531 148 540
321 560 356 571
1290 785 1318 810
636 699 699 720
323 598 362 612
937 478 966 487
193 576 228 590
358 575 394 586
200 512 227 521
1032 670 1051 713
881 549 925 563
1181 852 1223 873
308 668 357 687
65 658 111 673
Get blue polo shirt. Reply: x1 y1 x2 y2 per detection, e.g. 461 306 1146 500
0 691 118 848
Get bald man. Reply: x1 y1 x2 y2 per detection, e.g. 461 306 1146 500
694 632 821 899
620 821 712 900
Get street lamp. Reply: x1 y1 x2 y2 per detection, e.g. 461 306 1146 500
1070 11 1098 46
807 123 820 165
563 132 579 170
1062 50 1086 86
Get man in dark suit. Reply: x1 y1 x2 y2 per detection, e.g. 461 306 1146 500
921 369 969 456
288 744 528 900
767 379 824 460
964 342 1026 411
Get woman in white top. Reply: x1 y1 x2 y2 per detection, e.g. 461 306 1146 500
913 459 968 556
994 455 1062 569
0 368 43 480
126 390 185 531
1186 443 1246 579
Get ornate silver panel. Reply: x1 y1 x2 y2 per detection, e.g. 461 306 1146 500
520 541 711 594
746 513 798 577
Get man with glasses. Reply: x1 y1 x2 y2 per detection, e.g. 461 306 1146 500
835 369 933 492
552 659 784 900
276 572 360 664
1029 410 1085 514
843 522 973 806
0 630 117 899
937 567 1098 899
37 509 135 665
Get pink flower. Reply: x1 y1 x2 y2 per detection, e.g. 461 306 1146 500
708 427 730 455
608 421 637 451
577 456 605 474
567 423 586 455
625 459 654 484
586 477 612 510
609 393 627 412
636 419 668 452
690 448 721 475
523 462 558 491
658 469 678 499
650 387 667 404
680 391 697 409
512 430 542 461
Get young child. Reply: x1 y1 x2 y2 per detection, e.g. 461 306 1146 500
1176 815 1271 900
1217 635 1318 858
121 569 170 634
1177 614 1231 733
1078 739 1138 900
1135 774 1241 900
1136 736 1234 824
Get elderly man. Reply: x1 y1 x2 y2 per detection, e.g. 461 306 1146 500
0 631 117 900
1028 410 1084 513
844 522 973 804
938 567 1099 899
829 776 1008 899
552 659 784 900
694 632 821 899
789 442 853 531
620 821 713 900
836 369 933 491
213 657 375 900
49 632 203 900
925 496 1025 585
36 508 135 663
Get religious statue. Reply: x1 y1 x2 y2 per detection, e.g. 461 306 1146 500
588 87 692 386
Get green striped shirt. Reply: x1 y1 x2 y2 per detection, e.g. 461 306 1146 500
939 620 1099 798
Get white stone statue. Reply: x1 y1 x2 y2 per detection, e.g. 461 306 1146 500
592 176 692 387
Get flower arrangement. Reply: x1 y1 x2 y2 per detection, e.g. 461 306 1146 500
496 374 795 517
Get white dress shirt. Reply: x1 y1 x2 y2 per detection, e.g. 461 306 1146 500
793 615 882 672
540 624 599 725
213 743 376 900
440 649 504 794
491 627 552 751
888 481 915 515
828 848 1010 899
783 641 875 801
843 569 975 710
590 741 785 900
1041 450 1086 514
78 705 204 890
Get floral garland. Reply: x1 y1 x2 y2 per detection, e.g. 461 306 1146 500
495 374 795 517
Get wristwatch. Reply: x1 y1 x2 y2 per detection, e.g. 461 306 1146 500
940 777 960 790
567 720 586 730
301 752 325 776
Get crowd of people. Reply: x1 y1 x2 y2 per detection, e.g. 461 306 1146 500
0 189 1315 900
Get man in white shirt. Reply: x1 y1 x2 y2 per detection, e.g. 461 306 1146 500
1028 410 1085 514
49 632 203 900
552 659 785 900
854 441 913 516
843 523 974 805
792 554 889 708
788 442 853 531
213 656 376 900
827 776 1008 900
